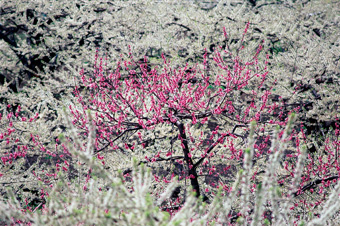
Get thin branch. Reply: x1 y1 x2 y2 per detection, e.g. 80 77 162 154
193 124 246 169
293 175 339 197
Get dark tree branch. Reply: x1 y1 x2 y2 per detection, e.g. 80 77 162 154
94 126 142 154
193 124 246 170
293 175 339 197
175 119 201 198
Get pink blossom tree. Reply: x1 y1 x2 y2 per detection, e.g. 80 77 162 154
70 24 280 202
1 24 340 224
